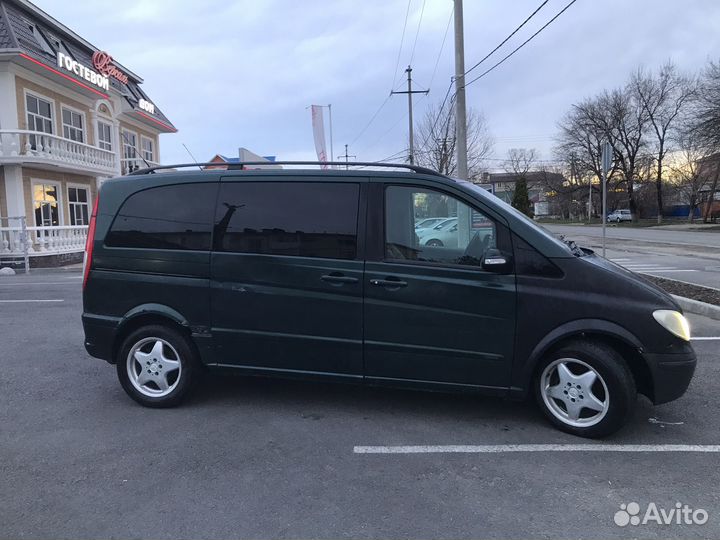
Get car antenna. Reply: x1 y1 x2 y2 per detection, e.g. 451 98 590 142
182 143 202 170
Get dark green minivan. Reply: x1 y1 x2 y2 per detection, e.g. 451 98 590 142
82 163 696 438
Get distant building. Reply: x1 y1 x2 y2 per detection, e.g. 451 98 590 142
478 170 565 216
0 0 175 265
206 148 281 170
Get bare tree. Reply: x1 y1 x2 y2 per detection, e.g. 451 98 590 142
571 88 650 221
504 148 537 177
415 101 494 179
668 129 716 222
632 63 696 223
691 60 720 221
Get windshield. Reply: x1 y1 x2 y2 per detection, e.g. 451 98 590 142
456 180 575 255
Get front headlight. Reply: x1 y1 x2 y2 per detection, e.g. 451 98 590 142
653 310 691 341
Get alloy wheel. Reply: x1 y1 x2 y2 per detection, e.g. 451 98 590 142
540 358 609 428
126 337 182 398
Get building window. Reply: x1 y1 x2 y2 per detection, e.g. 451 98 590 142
98 121 112 151
141 136 155 162
122 129 138 173
28 23 54 55
26 94 53 134
62 108 84 143
122 129 137 159
33 182 61 227
68 186 90 226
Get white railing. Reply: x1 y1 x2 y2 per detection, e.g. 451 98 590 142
0 223 88 256
120 157 161 175
0 129 116 173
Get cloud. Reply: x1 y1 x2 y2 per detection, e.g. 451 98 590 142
31 0 720 167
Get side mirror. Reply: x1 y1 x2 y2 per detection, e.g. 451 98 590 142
482 248 513 273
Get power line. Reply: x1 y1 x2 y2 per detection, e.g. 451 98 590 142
428 6 454 92
408 0 427 67
351 0 414 149
349 93 392 147
464 0 549 77
418 80 456 152
391 0 413 91
464 0 580 89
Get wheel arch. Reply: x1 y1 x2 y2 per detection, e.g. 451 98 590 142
515 319 653 401
111 304 193 365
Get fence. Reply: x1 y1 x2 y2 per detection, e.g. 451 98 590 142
0 216 30 273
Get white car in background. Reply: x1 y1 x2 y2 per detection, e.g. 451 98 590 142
415 217 448 230
415 217 457 239
606 209 632 222
417 218 459 246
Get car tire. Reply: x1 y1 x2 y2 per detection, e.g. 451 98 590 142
116 324 198 408
534 340 636 438
426 239 444 247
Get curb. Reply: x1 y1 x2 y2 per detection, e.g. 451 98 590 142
671 295 720 321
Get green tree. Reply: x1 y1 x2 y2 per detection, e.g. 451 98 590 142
512 177 532 217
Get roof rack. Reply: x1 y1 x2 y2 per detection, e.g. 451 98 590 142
127 161 444 177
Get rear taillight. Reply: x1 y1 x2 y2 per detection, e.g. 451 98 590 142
83 195 100 289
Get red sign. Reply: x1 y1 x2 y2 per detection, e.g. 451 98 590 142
91 51 129 85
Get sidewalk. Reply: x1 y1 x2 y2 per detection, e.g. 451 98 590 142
0 262 82 275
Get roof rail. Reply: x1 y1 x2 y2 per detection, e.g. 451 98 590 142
126 161 444 177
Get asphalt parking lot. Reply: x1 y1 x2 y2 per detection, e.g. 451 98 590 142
1 270 720 539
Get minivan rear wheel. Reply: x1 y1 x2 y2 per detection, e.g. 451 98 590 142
116 325 198 407
534 341 636 438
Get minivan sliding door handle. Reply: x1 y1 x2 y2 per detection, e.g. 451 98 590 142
321 274 359 285
369 278 408 288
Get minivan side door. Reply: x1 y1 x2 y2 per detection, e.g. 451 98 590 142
210 179 365 379
363 181 516 390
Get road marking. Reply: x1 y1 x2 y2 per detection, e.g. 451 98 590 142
610 258 632 262
0 282 79 286
640 269 699 273
353 444 720 454
691 337 720 341
0 299 64 303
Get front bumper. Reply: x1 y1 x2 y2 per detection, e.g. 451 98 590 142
644 348 697 405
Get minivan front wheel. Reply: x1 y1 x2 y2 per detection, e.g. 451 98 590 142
535 341 636 438
116 325 197 407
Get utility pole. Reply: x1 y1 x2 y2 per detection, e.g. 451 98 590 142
391 65 428 164
327 104 334 170
337 144 356 170
454 0 468 181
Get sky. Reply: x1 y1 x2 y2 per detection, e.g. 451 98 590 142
33 0 720 170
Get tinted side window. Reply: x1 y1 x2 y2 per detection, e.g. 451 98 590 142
385 185 498 268
214 182 359 260
106 183 216 251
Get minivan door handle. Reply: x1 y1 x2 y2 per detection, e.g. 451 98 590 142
369 278 408 288
320 273 359 285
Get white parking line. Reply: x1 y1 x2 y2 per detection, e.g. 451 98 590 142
354 444 720 454
691 337 720 341
640 269 699 273
0 282 79 286
0 299 64 303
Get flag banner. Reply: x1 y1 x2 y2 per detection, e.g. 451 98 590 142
311 105 328 169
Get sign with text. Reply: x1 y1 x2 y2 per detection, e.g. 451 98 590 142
57 52 109 91
91 51 129 85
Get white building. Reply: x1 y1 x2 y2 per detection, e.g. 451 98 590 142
0 0 176 266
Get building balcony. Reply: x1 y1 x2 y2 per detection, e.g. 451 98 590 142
0 129 117 177
0 223 87 259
